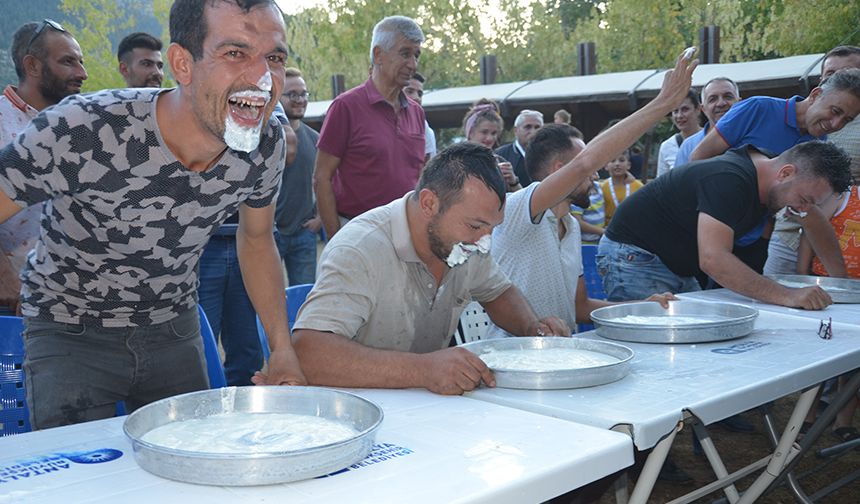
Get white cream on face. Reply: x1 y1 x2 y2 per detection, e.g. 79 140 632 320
224 89 271 152
445 234 492 267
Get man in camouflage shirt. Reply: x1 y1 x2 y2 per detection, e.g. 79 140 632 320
0 0 305 429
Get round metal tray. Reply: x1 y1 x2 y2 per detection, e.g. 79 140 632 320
590 300 758 344
768 274 860 304
123 386 383 486
461 337 634 389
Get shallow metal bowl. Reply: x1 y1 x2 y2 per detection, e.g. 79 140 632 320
461 337 634 389
768 274 860 304
123 386 383 486
591 300 758 344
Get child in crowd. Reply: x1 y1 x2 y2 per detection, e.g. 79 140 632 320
571 173 605 244
462 99 520 191
797 185 860 443
600 150 642 224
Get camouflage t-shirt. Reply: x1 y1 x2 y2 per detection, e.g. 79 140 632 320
0 88 285 327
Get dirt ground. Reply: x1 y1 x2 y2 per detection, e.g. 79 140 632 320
595 393 860 503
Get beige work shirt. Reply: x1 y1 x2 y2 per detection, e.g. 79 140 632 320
294 193 511 353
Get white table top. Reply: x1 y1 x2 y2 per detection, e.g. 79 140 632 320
0 388 632 504
679 288 860 325
467 309 860 450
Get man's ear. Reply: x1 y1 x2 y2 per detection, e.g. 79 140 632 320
22 54 42 81
776 163 797 181
118 61 129 78
807 86 822 103
167 43 193 86
417 188 439 218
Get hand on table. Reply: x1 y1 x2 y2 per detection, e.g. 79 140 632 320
643 292 677 308
251 347 308 386
785 286 832 311
418 347 495 395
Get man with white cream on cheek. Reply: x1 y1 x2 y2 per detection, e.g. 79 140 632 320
0 0 305 430
277 142 569 396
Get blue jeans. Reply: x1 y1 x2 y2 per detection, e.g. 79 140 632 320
596 236 700 301
23 307 208 429
198 236 262 386
275 228 317 286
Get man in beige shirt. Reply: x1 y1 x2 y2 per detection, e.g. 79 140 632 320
263 142 568 395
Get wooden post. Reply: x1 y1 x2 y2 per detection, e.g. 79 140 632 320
480 55 497 85
698 26 720 64
331 74 345 99
577 42 596 76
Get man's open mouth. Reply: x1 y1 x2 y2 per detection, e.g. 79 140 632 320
228 90 269 127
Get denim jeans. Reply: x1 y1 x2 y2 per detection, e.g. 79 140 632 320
596 236 701 301
198 236 262 386
23 307 208 429
275 228 317 286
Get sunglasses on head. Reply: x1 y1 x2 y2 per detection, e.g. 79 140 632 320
26 19 67 54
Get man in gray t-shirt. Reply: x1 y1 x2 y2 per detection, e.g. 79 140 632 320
0 0 305 429
275 67 320 285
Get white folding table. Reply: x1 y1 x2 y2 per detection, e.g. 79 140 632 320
0 388 633 504
680 288 860 325
467 309 860 503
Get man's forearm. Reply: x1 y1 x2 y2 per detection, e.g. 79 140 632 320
801 209 847 277
0 252 21 308
236 230 291 351
482 287 540 336
701 250 793 305
293 330 425 388
314 177 341 240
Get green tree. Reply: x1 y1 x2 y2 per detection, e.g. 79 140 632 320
285 0 489 100
61 0 138 91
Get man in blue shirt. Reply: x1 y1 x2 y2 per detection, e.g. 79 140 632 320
674 77 740 167
690 69 860 161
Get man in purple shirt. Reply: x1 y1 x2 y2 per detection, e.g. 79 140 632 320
314 16 426 239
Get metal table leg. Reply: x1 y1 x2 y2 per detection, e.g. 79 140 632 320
629 422 682 504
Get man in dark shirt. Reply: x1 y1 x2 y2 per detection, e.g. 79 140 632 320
598 141 850 310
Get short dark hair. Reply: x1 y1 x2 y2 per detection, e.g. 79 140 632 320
284 67 303 78
414 142 506 213
10 21 69 81
170 0 279 60
10 22 38 80
412 71 425 83
682 88 700 108
822 45 860 72
526 124 583 181
778 140 851 194
117 32 162 62
819 67 860 101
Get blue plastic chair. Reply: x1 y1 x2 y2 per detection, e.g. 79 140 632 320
197 305 227 388
578 244 607 333
0 316 30 436
255 283 313 360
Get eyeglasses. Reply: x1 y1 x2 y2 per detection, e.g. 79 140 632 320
26 19 67 54
818 317 833 340
283 91 310 102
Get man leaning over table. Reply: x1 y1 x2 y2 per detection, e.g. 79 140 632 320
598 140 851 310
0 0 306 430
254 142 569 395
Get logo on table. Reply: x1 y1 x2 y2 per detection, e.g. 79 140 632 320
0 448 123 484
317 443 414 478
710 340 771 355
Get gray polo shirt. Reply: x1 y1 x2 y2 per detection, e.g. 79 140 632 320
294 192 511 353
